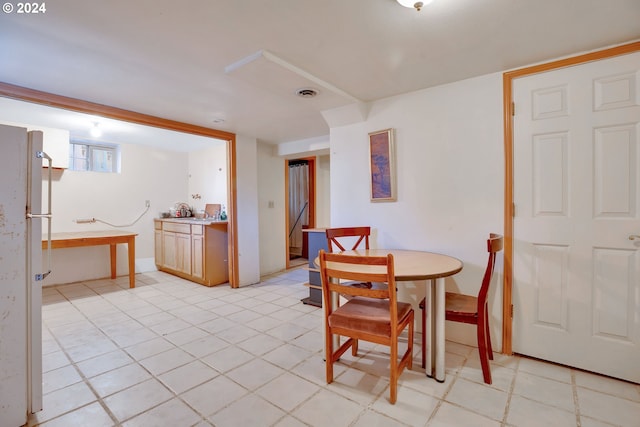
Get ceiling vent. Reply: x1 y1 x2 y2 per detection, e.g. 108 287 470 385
296 88 319 98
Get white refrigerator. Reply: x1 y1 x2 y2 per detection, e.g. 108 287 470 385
0 124 51 426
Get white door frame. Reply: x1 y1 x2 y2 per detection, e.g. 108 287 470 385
501 40 640 355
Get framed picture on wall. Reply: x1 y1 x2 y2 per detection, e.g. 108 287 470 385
368 128 396 202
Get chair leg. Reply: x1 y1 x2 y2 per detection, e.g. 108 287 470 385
485 305 493 360
325 329 334 384
390 338 398 404
477 319 492 385
420 298 426 369
408 314 414 370
351 338 359 356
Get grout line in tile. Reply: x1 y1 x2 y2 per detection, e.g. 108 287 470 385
571 370 582 427
428 348 485 426
500 354 519 427
34 325 120 426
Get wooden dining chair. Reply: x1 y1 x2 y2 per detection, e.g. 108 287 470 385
325 226 371 252
325 227 377 289
319 250 414 404
419 233 503 384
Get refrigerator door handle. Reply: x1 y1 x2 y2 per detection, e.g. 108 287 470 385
27 150 53 281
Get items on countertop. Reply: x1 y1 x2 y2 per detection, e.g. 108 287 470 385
174 202 191 217
205 203 221 219
160 202 227 220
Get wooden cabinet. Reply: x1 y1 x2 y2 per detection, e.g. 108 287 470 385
154 219 228 286
160 221 191 273
175 233 192 274
162 231 179 270
154 225 163 267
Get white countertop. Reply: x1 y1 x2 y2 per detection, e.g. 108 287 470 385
155 218 228 225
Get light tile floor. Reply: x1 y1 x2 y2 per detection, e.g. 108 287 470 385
29 268 640 427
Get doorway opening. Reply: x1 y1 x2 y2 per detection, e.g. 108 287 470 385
0 82 239 287
285 157 315 269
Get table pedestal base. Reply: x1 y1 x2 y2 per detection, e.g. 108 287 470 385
424 277 446 382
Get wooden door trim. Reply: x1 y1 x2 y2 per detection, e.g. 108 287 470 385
285 161 290 268
285 157 316 269
226 135 239 288
0 81 240 288
502 40 640 354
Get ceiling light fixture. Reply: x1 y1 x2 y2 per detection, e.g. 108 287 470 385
90 122 102 137
396 0 433 11
296 88 318 98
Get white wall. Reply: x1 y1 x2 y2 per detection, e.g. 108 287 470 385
42 142 188 285
257 143 287 275
188 143 228 213
329 72 505 347
315 154 331 228
235 135 261 286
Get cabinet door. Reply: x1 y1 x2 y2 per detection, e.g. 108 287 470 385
191 235 204 280
176 233 191 274
162 231 178 270
154 230 163 267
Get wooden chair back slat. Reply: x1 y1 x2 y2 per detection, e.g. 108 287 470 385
320 251 395 304
326 227 371 252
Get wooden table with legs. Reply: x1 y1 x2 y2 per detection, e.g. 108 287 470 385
322 248 463 382
43 230 137 288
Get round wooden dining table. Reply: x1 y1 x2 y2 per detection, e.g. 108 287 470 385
325 249 463 382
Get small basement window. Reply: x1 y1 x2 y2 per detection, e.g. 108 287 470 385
69 140 120 172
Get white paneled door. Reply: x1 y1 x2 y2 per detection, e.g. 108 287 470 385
512 52 640 383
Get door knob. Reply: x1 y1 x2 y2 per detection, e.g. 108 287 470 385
629 235 640 240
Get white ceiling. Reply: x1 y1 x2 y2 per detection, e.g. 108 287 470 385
1 0 639 146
